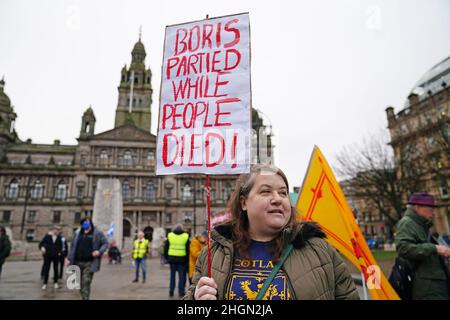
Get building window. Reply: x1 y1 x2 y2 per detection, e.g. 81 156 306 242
165 187 172 199
2 211 11 223
439 177 449 199
122 180 131 201
77 186 84 199
74 212 81 224
182 183 192 201
149 212 157 222
143 181 156 202
100 150 108 165
124 151 133 167
55 180 67 200
30 180 44 199
223 183 232 202
6 179 19 199
27 211 37 223
80 154 87 166
165 213 172 224
427 136 437 148
146 151 155 166
26 229 35 241
183 211 193 224
52 211 61 224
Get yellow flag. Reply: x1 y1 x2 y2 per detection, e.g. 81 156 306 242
296 146 399 300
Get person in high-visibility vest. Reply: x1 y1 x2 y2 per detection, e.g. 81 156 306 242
164 224 190 298
132 231 149 283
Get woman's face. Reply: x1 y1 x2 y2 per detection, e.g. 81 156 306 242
241 173 291 240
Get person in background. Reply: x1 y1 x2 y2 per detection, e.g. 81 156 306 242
132 231 149 283
108 240 121 264
39 226 62 290
68 217 108 300
188 230 207 284
58 228 69 282
395 193 450 300
0 226 11 280
164 224 190 298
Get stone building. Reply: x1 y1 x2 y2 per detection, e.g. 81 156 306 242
386 56 450 235
0 37 274 243
340 178 393 243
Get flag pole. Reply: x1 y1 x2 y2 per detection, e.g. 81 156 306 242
206 174 212 277
204 13 212 278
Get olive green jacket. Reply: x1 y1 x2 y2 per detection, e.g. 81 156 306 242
184 222 359 300
395 208 450 299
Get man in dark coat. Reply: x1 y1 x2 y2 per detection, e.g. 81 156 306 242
395 193 450 300
39 226 63 289
0 226 11 279
68 217 108 300
58 229 69 281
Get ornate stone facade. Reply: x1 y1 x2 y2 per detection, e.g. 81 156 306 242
0 38 273 242
386 56 450 235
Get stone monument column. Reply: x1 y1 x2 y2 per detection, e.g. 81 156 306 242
93 179 123 249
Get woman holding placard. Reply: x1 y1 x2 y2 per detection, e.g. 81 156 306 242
184 164 359 300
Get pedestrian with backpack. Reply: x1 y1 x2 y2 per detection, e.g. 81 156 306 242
393 193 450 300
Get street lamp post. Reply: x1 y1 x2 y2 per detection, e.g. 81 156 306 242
20 176 31 240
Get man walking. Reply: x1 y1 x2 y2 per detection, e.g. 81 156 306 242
68 217 108 300
132 231 149 283
395 193 450 300
39 226 62 290
0 226 11 279
164 224 190 298
58 229 69 281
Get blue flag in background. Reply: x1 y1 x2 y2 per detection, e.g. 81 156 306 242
107 222 114 238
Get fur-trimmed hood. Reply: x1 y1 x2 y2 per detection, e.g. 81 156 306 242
212 221 326 249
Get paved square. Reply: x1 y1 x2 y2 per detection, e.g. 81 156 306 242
0 256 183 300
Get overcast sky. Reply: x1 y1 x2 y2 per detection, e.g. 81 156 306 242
1 0 449 188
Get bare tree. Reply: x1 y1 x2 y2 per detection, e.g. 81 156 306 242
335 131 422 233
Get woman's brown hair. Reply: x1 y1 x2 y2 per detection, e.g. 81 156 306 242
228 164 299 262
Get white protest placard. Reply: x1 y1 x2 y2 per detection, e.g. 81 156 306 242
156 13 251 175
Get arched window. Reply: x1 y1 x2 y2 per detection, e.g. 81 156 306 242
124 151 133 167
7 179 19 199
182 183 192 201
143 181 156 201
31 179 44 199
122 180 130 201
55 180 67 200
